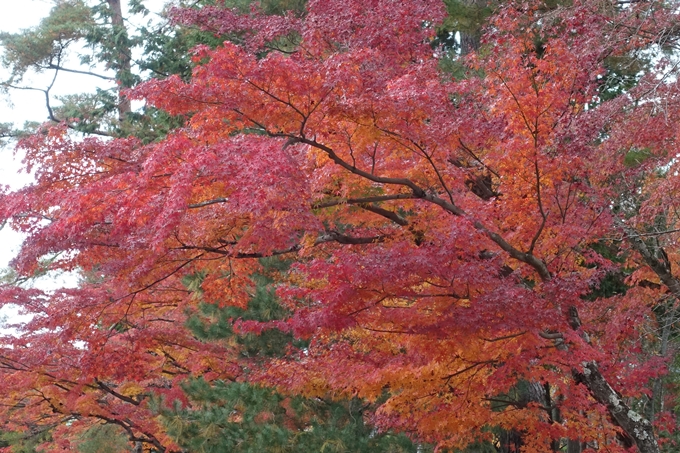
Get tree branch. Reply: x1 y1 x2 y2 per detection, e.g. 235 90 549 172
312 193 418 209
358 203 408 226
45 64 115 80
188 197 228 208
94 379 142 406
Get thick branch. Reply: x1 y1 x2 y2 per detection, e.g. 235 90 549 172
313 194 418 209
95 379 142 406
188 197 228 208
96 415 165 452
294 136 553 279
623 222 680 299
45 64 115 80
575 362 659 453
295 137 464 214
473 221 551 281
176 231 386 258
358 204 408 226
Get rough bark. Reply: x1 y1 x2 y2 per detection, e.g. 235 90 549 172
460 30 480 55
566 439 583 453
459 0 484 55
106 0 132 120
628 233 680 299
561 302 660 453
649 306 671 420
576 362 659 453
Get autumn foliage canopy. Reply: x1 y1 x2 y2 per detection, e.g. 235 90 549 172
2 0 680 451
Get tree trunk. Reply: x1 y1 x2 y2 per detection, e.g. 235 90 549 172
577 362 659 453
106 0 132 121
460 30 481 56
649 302 672 420
459 0 484 55
566 439 583 453
563 305 659 453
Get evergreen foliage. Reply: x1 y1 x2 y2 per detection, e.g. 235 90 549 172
168 260 424 452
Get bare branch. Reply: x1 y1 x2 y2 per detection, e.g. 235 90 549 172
358 204 408 226
188 197 228 209
313 193 418 208
45 64 115 81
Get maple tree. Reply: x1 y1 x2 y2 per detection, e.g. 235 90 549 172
3 0 680 452
0 1 407 451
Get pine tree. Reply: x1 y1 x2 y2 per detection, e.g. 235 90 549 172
161 260 425 453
